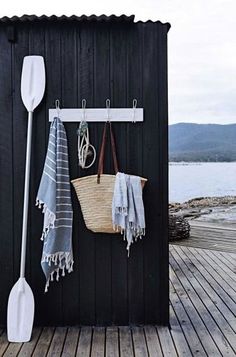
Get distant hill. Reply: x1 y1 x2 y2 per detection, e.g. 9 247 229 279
169 123 236 162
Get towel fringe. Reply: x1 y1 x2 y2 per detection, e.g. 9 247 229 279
36 198 56 241
42 251 74 293
114 222 145 256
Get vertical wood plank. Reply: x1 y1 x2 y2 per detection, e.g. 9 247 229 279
157 23 169 325
60 22 80 325
43 21 63 324
142 22 169 324
0 24 14 326
94 22 112 325
142 22 160 324
77 23 96 325
28 22 47 326
12 22 30 291
109 22 129 325
126 24 145 324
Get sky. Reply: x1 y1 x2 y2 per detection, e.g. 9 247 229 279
1 0 236 124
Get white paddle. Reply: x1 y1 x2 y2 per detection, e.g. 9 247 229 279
7 56 46 342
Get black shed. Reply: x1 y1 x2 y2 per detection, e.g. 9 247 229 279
0 14 170 326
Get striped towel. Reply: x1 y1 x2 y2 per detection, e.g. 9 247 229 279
36 117 74 292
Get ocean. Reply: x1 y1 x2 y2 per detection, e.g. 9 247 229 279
169 162 236 203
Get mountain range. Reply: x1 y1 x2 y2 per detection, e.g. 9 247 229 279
169 123 236 162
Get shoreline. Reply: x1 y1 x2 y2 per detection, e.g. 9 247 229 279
169 196 236 224
169 161 236 164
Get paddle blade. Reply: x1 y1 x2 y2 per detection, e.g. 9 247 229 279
7 278 35 342
21 55 46 112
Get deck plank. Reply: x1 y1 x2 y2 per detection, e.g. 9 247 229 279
195 248 236 291
184 247 236 315
170 280 207 356
144 326 163 357
132 326 148 357
212 251 236 275
203 249 236 283
0 331 9 356
90 327 105 357
3 341 22 356
119 326 134 357
46 326 67 356
190 247 236 296
218 251 236 269
18 327 42 356
169 304 192 357
175 246 236 332
32 327 55 357
171 246 236 355
2 244 236 357
170 264 221 356
157 326 178 357
172 222 236 253
62 326 80 357
106 327 119 357
76 326 92 357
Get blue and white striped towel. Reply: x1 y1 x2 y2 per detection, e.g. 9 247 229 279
36 117 74 292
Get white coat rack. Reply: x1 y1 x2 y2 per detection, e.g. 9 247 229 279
49 99 144 123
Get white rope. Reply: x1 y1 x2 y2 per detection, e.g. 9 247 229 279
77 121 96 169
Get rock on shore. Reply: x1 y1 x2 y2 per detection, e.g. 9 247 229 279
169 196 236 221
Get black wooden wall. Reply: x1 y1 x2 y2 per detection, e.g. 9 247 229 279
0 18 170 326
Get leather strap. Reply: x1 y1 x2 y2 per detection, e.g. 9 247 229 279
97 122 119 183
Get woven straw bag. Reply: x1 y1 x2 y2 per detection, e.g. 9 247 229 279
71 122 147 233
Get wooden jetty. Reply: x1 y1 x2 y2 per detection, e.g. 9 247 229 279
173 220 236 253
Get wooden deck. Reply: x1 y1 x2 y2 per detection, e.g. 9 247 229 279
173 220 236 253
0 245 236 356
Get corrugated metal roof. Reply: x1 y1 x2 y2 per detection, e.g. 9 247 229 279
0 14 171 29
136 19 170 30
0 14 135 23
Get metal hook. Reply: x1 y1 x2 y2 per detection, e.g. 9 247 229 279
55 99 60 118
132 99 137 123
106 98 111 122
82 99 86 121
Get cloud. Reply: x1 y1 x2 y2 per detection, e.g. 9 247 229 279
166 0 236 124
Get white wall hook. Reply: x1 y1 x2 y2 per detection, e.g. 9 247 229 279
106 98 111 122
132 99 137 123
82 99 86 121
55 99 60 118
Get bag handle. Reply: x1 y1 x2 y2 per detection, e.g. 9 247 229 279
97 122 119 183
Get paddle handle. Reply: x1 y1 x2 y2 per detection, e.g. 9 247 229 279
20 111 33 278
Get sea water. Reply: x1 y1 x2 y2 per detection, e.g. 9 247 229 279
169 162 236 203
